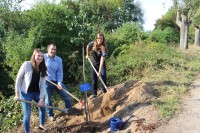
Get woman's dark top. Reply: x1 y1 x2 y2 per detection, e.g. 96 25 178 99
28 69 40 92
88 41 103 67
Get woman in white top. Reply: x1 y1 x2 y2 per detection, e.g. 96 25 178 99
14 48 47 133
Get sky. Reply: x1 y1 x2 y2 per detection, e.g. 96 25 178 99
135 0 173 31
20 0 173 31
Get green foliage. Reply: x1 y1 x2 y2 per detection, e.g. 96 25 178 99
106 22 144 55
0 93 22 132
148 27 180 45
0 13 14 97
117 0 144 25
0 18 6 41
153 7 180 45
107 42 200 85
67 0 143 33
192 7 200 25
155 7 179 31
0 66 14 96
4 27 39 79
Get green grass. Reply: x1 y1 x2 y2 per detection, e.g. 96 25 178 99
107 43 200 118
153 97 180 118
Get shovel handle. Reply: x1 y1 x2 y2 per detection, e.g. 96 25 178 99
46 79 81 102
17 99 64 112
87 58 108 91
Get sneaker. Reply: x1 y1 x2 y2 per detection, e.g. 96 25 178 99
49 116 55 122
39 125 47 130
63 108 69 114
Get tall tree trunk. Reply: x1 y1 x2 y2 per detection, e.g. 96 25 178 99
179 14 189 49
176 11 189 49
194 26 200 46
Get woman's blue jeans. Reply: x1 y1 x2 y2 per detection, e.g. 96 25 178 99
20 91 45 133
45 81 71 117
91 64 107 96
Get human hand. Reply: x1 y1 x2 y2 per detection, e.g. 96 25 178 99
38 99 44 107
57 84 63 90
97 72 100 77
14 95 19 101
86 55 89 59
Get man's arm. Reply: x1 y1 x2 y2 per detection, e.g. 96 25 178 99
57 57 63 90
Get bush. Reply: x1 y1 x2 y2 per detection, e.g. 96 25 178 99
107 42 194 85
106 22 144 55
0 93 22 132
148 27 179 45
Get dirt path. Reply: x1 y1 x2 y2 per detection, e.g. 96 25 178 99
154 76 200 133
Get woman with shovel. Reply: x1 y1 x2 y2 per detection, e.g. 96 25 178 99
86 33 107 98
14 48 47 133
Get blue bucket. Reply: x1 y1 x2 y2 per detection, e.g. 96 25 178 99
79 82 91 92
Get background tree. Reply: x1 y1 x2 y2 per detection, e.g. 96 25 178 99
155 7 178 31
0 0 24 96
192 7 200 46
151 7 179 45
71 0 144 35
173 0 200 49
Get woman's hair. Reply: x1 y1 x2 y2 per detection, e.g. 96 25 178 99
30 48 47 77
93 33 106 52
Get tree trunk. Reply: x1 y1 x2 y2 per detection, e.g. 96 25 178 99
194 26 200 46
179 14 188 49
176 10 189 49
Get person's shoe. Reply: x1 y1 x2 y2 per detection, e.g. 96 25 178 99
49 116 55 122
39 125 47 130
63 108 69 114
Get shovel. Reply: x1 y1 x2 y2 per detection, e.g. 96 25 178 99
17 99 64 112
87 58 108 92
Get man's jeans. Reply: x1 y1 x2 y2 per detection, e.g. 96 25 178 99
20 91 45 133
45 81 71 117
91 64 107 96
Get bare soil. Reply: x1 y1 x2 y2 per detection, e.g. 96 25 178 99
13 80 163 133
12 76 200 133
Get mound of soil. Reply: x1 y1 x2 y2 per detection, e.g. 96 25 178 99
13 80 162 133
